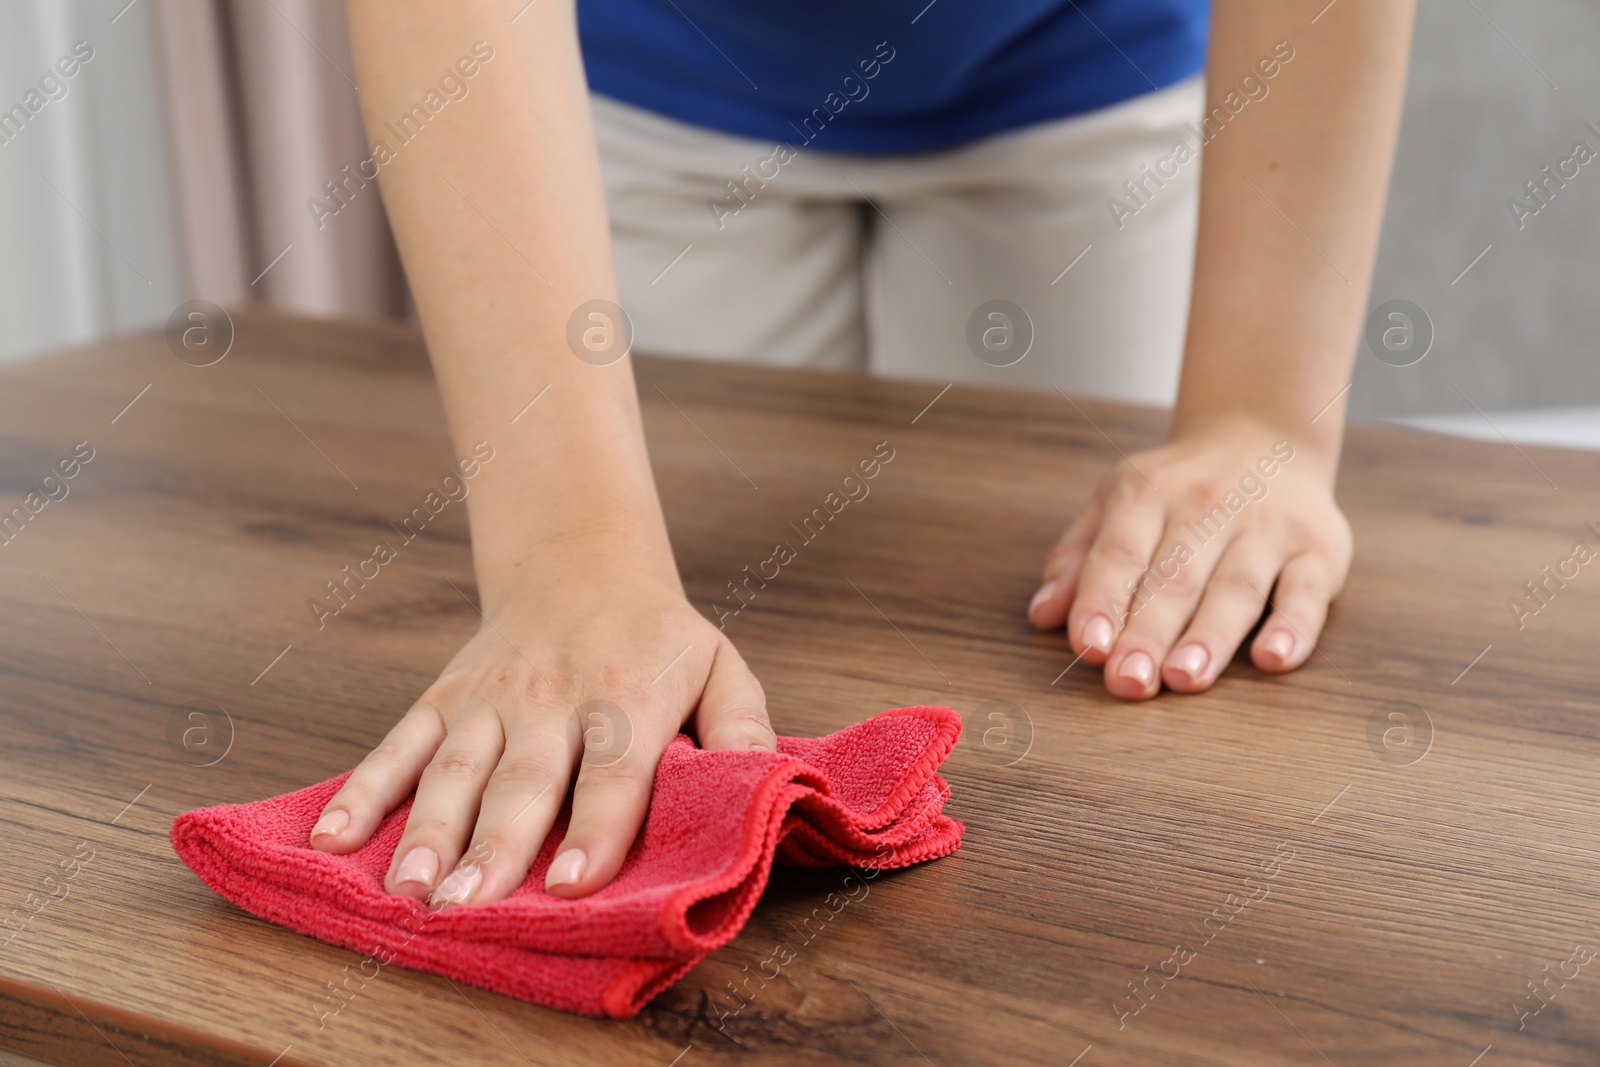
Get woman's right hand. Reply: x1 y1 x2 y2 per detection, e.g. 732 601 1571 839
337 2 772 907
307 577 773 906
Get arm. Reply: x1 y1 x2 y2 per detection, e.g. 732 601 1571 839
1175 0 1415 467
311 0 774 904
1030 0 1416 697
350 2 661 594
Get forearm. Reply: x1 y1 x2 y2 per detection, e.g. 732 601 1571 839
1173 0 1415 473
346 1 676 612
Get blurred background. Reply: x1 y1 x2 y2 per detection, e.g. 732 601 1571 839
1 0 1596 445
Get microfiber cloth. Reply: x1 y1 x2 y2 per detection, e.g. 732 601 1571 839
170 706 963 1018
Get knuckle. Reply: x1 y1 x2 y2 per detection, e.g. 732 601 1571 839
597 662 653 699
406 698 450 730
489 753 559 786
527 665 580 703
427 747 489 781
1105 473 1150 507
1284 517 1321 547
578 747 653 785
477 666 515 696
1181 474 1232 506
470 668 531 712
1286 511 1352 558
401 813 457 841
361 737 411 772
1156 564 1201 599
1089 535 1148 570
1208 568 1266 601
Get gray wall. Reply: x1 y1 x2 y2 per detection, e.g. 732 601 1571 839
1352 0 1600 420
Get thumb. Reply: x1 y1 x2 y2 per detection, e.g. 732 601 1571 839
693 638 775 752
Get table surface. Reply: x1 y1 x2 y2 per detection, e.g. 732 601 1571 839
1 310 1597 1067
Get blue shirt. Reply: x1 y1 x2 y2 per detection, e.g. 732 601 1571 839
577 0 1209 155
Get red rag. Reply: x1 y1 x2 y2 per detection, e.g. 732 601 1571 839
170 706 964 1018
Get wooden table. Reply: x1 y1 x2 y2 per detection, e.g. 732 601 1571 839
1 309 1596 1067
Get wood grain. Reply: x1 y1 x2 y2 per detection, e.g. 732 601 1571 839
0 309 1596 1066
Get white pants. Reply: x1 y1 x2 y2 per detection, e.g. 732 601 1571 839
592 77 1202 405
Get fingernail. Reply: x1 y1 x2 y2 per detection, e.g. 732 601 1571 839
395 846 440 887
1082 615 1115 653
546 848 587 889
1028 580 1058 616
1119 650 1156 687
1261 630 1296 661
1168 644 1210 681
311 809 348 840
749 741 774 752
432 862 482 906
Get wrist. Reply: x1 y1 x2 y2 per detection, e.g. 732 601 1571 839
472 508 683 613
1168 408 1342 481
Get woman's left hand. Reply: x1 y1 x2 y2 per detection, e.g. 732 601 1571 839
1026 417 1352 699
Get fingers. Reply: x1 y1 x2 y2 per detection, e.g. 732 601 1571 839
311 705 446 854
693 640 775 752
1251 552 1336 673
1064 479 1165 666
1100 524 1233 700
1035 434 1350 696
1160 537 1279 693
383 713 505 900
443 640 770 906
325 628 773 907
543 707 675 900
433 719 572 906
1028 497 1102 631
545 640 772 900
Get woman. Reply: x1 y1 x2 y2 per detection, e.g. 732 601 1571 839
307 0 1414 908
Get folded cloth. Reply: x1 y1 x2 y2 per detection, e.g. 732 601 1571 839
170 706 963 1017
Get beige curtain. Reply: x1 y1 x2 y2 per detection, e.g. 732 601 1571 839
150 0 408 319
